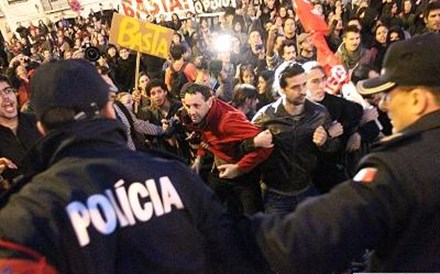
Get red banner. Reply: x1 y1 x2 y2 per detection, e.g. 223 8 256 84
121 0 194 20
292 0 340 72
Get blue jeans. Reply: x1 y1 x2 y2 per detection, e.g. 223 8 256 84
263 185 319 215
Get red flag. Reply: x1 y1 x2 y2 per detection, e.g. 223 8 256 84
310 32 341 74
292 0 341 73
292 0 328 33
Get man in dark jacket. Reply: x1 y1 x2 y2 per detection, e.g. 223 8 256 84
303 62 364 193
0 60 267 274
246 32 440 273
115 47 136 92
0 75 41 185
252 62 338 214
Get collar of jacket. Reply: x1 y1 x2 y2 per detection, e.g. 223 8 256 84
198 98 239 129
372 110 440 150
272 97 316 119
23 119 127 174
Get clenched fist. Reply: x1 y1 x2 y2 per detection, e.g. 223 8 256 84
328 121 344 138
313 126 328 147
218 164 243 179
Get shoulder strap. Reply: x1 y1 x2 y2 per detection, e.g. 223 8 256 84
181 62 188 71
0 239 43 260
170 62 187 74
0 239 59 274
170 64 177 74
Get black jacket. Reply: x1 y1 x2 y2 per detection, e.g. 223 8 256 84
0 113 41 181
0 119 266 274
252 99 338 192
250 110 440 273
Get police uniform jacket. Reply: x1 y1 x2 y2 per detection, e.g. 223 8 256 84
248 110 440 273
0 119 266 274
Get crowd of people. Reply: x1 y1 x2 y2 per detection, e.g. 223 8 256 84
0 0 440 272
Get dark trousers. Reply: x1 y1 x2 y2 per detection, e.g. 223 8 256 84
262 185 319 215
208 168 263 215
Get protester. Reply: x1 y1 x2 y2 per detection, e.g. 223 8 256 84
182 83 273 215
303 62 363 193
252 62 338 213
423 1 440 33
0 75 41 186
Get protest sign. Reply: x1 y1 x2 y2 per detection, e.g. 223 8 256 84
121 0 194 20
192 0 236 14
109 13 174 59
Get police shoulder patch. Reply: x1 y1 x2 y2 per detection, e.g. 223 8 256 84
353 167 378 184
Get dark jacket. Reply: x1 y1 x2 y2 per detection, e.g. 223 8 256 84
319 93 363 146
0 113 41 181
115 55 136 92
0 119 267 274
249 110 440 273
252 99 338 192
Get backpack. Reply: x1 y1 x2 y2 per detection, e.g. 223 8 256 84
169 62 189 99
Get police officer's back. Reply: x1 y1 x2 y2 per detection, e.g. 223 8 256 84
0 60 266 274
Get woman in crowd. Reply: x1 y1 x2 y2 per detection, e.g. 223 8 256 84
237 65 257 86
370 24 388 72
169 13 182 31
256 70 276 110
132 71 151 111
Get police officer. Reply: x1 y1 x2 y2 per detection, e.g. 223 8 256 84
0 60 266 274
244 32 440 273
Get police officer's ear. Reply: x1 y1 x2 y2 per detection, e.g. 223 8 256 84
101 101 117 120
411 88 439 116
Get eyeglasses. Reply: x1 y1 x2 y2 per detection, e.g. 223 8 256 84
0 87 15 97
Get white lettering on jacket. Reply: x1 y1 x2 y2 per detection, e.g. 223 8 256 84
65 176 184 247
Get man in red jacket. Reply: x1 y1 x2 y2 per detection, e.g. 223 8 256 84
182 83 273 215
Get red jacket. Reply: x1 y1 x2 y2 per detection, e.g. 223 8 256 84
197 99 272 172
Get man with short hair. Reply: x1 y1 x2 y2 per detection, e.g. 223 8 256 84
283 18 297 45
182 83 273 215
239 28 267 74
0 59 267 274
232 84 259 120
137 79 190 161
164 44 197 98
336 25 373 72
304 62 363 192
251 62 337 213
423 1 440 33
266 25 297 70
0 75 41 185
245 32 440 273
296 33 317 64
115 47 136 92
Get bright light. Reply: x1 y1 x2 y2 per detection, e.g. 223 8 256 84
214 34 232 52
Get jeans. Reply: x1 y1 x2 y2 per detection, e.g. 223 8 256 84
263 185 319 215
